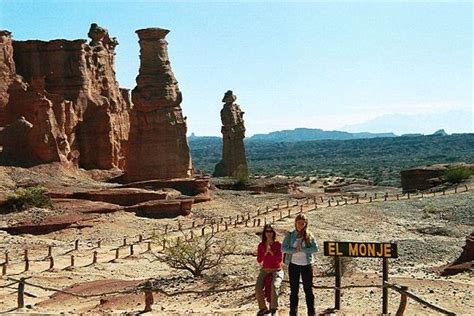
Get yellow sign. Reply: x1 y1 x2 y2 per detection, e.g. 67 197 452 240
323 241 398 258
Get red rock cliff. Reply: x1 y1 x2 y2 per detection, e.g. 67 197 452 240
0 24 130 169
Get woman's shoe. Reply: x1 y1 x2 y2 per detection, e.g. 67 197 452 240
257 308 270 315
270 309 277 315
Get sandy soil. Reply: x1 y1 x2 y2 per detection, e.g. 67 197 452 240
0 166 472 315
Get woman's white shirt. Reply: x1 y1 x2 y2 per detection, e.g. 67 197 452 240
291 238 308 265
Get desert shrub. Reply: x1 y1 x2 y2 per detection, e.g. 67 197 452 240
1 186 52 212
160 234 235 277
321 256 356 277
444 166 473 184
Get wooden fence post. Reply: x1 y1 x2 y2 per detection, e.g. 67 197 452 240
147 241 152 252
17 277 25 309
24 250 29 272
93 251 98 264
97 240 102 248
144 280 154 312
395 286 408 316
2 263 6 276
4 251 8 264
70 255 75 267
49 256 54 270
75 239 79 250
335 256 341 310
123 237 127 247
48 245 52 257
382 258 389 314
130 245 134 256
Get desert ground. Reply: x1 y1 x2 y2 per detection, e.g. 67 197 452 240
0 165 472 315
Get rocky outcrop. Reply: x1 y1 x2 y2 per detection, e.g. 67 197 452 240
400 165 447 192
71 187 178 206
121 177 211 202
0 213 97 235
0 30 17 127
0 24 130 169
400 163 474 193
213 90 248 178
125 198 193 218
125 28 192 182
440 233 474 276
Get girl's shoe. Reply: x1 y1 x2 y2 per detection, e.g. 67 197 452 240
270 309 277 315
257 308 270 315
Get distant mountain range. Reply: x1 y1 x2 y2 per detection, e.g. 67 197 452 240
188 128 456 142
248 128 396 142
341 110 472 135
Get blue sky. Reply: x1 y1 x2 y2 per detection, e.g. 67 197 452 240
1 0 472 136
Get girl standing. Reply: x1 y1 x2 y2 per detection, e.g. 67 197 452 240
255 224 284 315
282 214 319 316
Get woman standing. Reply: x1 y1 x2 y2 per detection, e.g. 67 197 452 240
255 224 284 315
282 214 319 316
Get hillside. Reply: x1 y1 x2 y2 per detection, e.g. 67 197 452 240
189 133 474 187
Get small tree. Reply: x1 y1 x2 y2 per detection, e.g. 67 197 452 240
1 186 52 213
161 234 235 277
444 166 473 184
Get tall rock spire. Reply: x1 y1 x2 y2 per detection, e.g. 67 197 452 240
126 28 192 181
214 90 248 178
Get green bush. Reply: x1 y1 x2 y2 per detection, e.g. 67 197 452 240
444 166 473 184
1 186 52 212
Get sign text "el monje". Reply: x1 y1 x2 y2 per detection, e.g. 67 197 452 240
324 241 398 258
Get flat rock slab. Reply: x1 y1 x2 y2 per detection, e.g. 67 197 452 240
52 198 122 214
71 188 177 206
126 198 193 218
122 177 211 202
36 279 145 308
0 213 97 235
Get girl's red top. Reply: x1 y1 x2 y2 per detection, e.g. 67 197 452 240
257 241 283 269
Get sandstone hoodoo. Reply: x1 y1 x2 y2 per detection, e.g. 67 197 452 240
213 90 248 178
125 28 192 182
0 24 131 169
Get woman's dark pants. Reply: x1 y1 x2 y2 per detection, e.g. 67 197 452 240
288 262 315 316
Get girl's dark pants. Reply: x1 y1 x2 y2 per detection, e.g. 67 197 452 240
288 262 315 316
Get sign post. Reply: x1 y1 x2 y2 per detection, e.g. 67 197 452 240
324 241 398 313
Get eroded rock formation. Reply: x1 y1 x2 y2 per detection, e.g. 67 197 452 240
400 163 474 193
125 28 192 181
0 24 131 168
440 233 474 276
213 90 248 178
